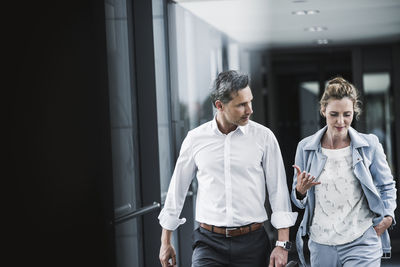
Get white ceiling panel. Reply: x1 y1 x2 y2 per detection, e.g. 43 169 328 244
173 0 400 48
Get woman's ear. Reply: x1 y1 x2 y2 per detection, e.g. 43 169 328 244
320 106 326 118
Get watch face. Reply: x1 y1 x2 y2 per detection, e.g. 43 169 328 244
284 241 292 250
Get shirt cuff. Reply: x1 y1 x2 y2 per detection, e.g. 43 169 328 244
270 211 298 229
158 210 187 231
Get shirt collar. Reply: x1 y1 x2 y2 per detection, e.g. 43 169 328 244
304 125 369 150
211 115 221 135
237 124 247 135
211 113 248 136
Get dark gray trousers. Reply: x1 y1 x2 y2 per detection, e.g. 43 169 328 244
192 226 271 267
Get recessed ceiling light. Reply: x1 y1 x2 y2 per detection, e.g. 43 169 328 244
316 39 330 45
306 10 319 15
293 10 307 15
292 10 319 15
305 26 327 32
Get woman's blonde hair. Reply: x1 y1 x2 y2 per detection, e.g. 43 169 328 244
320 77 362 120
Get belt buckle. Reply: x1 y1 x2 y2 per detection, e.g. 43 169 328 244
225 227 238 238
382 252 391 259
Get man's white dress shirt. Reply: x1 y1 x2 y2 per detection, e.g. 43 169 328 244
158 117 297 230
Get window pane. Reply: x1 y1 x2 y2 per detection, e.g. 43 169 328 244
105 0 140 266
363 72 394 170
152 0 173 203
299 81 320 138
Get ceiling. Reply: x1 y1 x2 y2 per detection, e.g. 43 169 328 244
173 0 400 49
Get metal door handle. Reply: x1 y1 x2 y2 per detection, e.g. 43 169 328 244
113 202 160 225
114 203 132 216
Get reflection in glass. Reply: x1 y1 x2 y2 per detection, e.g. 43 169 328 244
363 72 393 170
168 4 233 237
152 0 173 203
171 4 223 137
104 0 140 266
299 81 320 138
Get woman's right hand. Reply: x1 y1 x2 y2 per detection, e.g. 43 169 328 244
293 165 321 197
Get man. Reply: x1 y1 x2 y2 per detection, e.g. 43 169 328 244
159 70 297 267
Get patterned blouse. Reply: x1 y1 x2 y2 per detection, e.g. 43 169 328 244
310 146 375 245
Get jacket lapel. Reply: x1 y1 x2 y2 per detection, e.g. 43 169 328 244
348 128 380 196
304 126 328 180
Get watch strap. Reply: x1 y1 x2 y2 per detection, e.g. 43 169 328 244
275 240 292 250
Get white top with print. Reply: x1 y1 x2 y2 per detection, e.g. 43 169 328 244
310 146 375 245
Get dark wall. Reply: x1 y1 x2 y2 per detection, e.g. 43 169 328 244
268 50 352 190
8 1 115 266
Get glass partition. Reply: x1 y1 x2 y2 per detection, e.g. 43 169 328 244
299 81 320 138
104 0 141 266
152 0 174 206
363 72 394 170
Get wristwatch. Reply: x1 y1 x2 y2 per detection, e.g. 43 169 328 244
275 240 292 251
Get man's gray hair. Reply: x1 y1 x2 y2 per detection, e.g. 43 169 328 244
210 70 250 107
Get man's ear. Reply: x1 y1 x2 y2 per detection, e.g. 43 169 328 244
215 100 224 111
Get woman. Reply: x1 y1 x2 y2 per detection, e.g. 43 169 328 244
291 77 396 267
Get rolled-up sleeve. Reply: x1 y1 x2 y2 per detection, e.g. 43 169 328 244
264 132 298 229
158 132 197 230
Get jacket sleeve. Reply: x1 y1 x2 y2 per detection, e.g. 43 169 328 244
369 135 397 225
291 141 308 209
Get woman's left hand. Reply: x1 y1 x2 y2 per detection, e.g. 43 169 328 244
373 216 393 236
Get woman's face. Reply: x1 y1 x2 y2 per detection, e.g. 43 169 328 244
322 97 354 139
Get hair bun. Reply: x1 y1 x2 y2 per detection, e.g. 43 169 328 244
328 76 347 85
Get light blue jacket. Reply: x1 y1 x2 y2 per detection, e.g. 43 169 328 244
291 126 397 267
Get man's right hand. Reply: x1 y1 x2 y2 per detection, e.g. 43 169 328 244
159 228 177 267
159 242 176 267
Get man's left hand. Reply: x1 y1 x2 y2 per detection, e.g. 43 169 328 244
269 246 288 267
